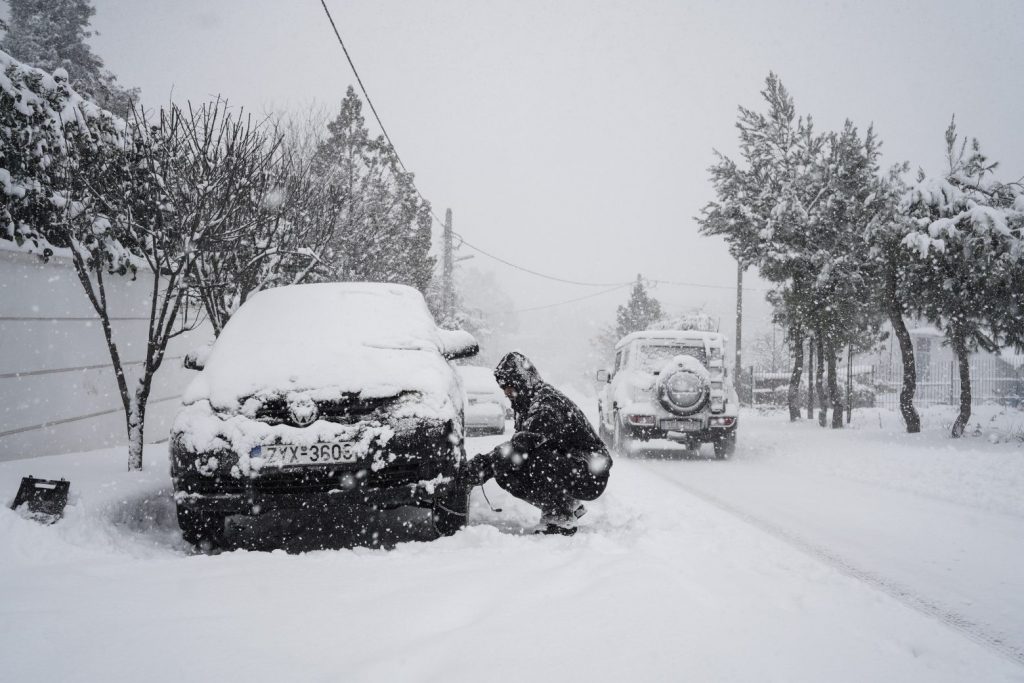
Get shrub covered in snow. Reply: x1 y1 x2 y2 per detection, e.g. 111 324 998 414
0 48 125 257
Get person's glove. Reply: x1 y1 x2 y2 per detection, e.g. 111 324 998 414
509 431 547 455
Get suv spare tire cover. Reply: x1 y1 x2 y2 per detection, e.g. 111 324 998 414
657 367 709 415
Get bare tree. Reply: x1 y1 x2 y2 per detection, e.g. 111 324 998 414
53 99 299 468
188 105 342 335
53 103 212 469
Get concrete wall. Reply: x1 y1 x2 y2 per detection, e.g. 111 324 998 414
0 248 212 462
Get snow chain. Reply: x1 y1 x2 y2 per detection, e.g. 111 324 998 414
434 501 468 517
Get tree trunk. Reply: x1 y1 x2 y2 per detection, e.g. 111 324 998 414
885 267 920 433
806 336 815 419
889 312 921 433
828 344 844 429
845 345 853 424
127 382 150 471
788 325 804 421
950 326 972 438
816 335 827 427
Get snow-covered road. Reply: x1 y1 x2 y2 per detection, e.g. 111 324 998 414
632 415 1024 666
1 408 1022 682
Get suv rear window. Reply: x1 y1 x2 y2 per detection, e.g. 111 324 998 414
635 343 707 372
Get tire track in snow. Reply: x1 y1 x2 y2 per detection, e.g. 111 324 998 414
643 463 1024 669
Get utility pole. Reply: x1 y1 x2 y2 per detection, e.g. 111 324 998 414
735 260 744 394
442 208 454 324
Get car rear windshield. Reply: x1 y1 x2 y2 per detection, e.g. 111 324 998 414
635 343 707 372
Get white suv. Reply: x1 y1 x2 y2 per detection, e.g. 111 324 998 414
596 329 739 459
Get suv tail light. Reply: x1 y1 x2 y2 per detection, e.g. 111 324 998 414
627 414 656 427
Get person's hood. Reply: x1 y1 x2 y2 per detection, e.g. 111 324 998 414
493 351 543 411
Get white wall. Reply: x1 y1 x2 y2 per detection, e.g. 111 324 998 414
0 249 212 462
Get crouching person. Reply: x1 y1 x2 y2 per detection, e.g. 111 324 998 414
461 351 613 535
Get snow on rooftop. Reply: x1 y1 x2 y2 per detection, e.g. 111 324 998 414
616 328 726 349
650 313 720 333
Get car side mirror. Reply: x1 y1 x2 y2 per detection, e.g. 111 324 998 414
596 369 610 383
439 329 479 360
183 344 212 371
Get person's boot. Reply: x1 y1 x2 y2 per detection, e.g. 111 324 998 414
534 517 577 536
534 501 584 536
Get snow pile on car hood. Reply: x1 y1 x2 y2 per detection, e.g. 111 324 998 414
184 283 464 411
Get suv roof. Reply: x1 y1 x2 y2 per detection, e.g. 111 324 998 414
615 329 727 351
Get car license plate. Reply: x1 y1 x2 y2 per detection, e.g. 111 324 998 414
263 443 359 467
661 419 700 432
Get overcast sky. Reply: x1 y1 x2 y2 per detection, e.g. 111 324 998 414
8 0 1024 370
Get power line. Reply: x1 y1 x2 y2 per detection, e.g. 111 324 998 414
319 0 453 226
316 4 765 299
316 2 637 289
318 1 412 176
513 284 632 313
649 278 768 293
509 278 765 313
453 233 632 287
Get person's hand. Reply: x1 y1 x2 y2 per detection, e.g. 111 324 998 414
509 431 547 454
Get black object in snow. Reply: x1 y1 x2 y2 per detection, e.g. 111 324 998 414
11 476 70 523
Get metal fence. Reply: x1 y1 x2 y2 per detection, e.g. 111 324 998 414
743 355 1024 409
872 354 1024 409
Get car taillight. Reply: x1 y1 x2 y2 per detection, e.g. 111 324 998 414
711 416 735 427
627 414 656 427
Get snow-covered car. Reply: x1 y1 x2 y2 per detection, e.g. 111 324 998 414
170 283 479 547
596 330 739 458
457 365 509 435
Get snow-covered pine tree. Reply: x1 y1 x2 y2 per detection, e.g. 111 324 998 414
901 120 1024 438
1 0 138 115
808 121 888 428
312 87 434 291
699 73 825 422
589 276 663 363
615 275 664 338
702 75 892 428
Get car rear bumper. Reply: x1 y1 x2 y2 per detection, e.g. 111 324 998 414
622 418 737 443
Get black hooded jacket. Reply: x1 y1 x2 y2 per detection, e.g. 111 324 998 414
493 352 612 499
